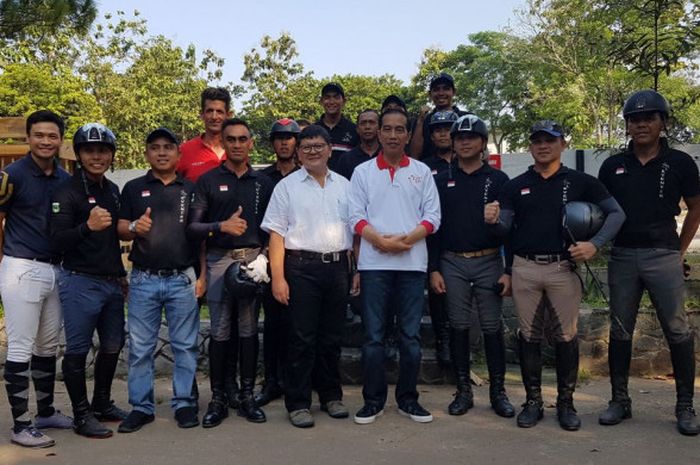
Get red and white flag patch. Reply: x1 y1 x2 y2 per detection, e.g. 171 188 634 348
520 187 531 196
447 180 456 188
219 185 228 192
615 167 625 175
88 196 96 204
141 190 151 197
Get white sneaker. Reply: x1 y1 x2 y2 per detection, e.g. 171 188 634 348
11 426 56 448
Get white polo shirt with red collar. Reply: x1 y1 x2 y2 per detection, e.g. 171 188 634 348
348 153 441 272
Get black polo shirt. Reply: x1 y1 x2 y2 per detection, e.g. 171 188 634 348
428 162 509 272
188 163 273 250
259 163 298 187
0 153 70 261
499 165 611 256
50 170 125 277
334 145 380 180
119 171 196 270
423 154 453 177
599 140 700 250
416 105 468 159
315 115 359 172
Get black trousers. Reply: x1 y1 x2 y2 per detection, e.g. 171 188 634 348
283 254 349 412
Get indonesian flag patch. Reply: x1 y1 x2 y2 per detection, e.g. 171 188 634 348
520 187 531 196
219 185 228 192
447 180 456 188
141 190 151 197
615 167 625 175
88 196 96 204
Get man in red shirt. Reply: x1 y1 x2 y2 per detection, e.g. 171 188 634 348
177 87 241 411
177 87 232 183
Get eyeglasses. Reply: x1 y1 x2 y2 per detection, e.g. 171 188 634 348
299 143 328 154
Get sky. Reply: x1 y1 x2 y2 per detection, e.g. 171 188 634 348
98 0 526 87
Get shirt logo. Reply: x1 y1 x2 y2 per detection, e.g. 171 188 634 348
615 167 625 175
219 185 228 192
520 187 531 196
431 169 438 176
52 202 60 213
447 180 456 188
88 196 96 204
408 174 423 185
141 190 151 197
342 132 353 143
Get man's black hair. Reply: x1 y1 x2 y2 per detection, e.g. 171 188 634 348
298 125 332 145
221 118 251 135
26 110 65 137
379 108 410 131
357 109 379 123
200 87 231 112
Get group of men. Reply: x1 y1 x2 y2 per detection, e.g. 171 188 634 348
1 72 699 449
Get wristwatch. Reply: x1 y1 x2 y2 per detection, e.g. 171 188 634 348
128 220 138 233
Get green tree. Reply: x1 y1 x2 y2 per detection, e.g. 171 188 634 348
0 0 96 39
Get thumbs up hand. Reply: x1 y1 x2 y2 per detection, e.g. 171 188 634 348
484 201 500 224
135 207 153 236
220 205 248 237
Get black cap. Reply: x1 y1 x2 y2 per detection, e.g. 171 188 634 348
146 127 179 145
429 72 455 90
529 120 565 139
321 82 345 98
381 94 406 111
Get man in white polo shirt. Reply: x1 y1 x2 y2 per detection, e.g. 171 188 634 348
262 125 356 428
349 108 441 424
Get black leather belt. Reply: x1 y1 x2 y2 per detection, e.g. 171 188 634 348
66 269 122 282
33 257 61 265
134 266 188 277
210 247 259 260
518 254 566 264
285 249 347 263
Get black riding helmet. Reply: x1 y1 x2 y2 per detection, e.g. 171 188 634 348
562 201 606 242
428 110 458 133
270 118 301 140
73 123 117 155
450 114 488 140
224 262 262 299
622 90 670 120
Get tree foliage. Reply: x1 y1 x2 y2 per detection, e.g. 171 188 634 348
0 0 97 40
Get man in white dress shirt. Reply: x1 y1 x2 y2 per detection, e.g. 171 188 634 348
262 125 357 428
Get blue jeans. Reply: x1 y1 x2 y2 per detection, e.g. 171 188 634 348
360 270 425 408
126 268 200 414
58 270 125 355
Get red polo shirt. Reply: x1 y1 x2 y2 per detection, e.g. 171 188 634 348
177 135 225 183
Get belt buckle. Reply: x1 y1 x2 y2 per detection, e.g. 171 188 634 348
321 252 339 264
157 269 174 277
534 255 549 265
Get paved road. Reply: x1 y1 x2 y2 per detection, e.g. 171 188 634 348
1 374 698 465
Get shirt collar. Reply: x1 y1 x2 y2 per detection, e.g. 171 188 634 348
299 166 334 183
376 152 410 170
527 164 569 179
218 162 257 179
26 153 60 178
625 137 670 163
145 170 184 185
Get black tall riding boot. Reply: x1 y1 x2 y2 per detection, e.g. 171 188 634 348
516 334 543 428
670 338 699 436
484 330 515 418
255 315 284 406
429 290 451 367
555 338 581 431
237 336 266 423
202 339 229 428
224 332 240 409
62 354 112 438
599 339 632 425
448 328 473 415
92 352 127 422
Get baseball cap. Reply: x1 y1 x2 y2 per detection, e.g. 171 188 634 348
321 82 345 98
529 120 565 139
381 94 407 111
146 127 179 145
